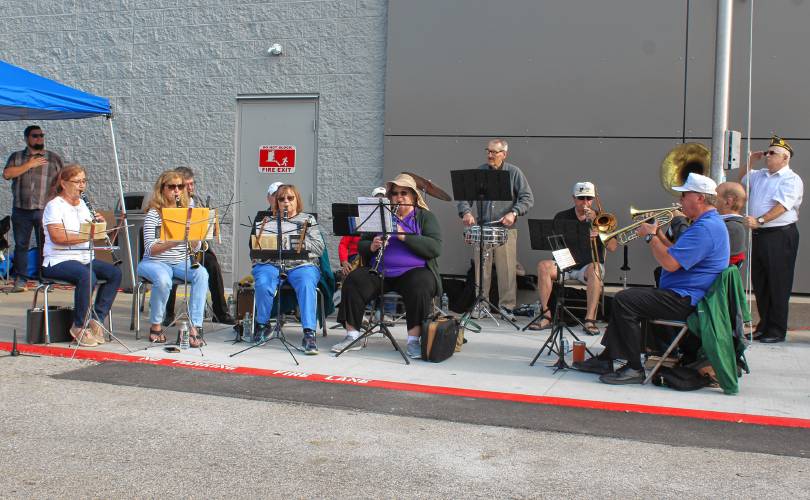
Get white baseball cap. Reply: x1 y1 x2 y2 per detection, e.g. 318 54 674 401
371 186 386 197
573 181 596 197
267 181 283 196
672 173 717 195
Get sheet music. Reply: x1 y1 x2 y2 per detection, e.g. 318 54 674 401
552 248 577 271
254 218 300 250
355 197 395 233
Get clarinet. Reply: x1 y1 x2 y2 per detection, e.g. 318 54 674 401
80 191 122 266
370 204 398 274
176 195 201 269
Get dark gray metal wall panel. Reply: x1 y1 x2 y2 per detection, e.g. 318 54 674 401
385 0 688 138
685 1 810 138
384 136 690 286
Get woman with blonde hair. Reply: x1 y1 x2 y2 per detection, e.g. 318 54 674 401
138 170 208 346
41 164 122 346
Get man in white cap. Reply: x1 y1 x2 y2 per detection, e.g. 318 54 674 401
739 136 803 343
574 173 729 384
532 181 618 334
267 181 284 213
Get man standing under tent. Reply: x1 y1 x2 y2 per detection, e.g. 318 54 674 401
3 125 64 292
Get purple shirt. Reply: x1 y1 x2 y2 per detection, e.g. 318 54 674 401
371 211 426 277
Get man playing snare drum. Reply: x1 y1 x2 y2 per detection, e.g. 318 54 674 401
531 182 618 334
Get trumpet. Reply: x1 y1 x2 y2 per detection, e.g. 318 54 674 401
598 206 680 245
630 203 681 222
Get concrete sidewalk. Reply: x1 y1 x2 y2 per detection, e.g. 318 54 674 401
1 286 809 425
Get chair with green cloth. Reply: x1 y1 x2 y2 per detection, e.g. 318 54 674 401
643 266 751 394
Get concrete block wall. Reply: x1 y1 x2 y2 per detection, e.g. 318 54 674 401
0 0 388 280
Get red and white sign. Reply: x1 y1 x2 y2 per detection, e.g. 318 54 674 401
258 145 296 173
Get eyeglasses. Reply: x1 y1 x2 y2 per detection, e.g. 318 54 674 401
576 196 594 201
164 183 185 190
764 150 782 157
68 178 88 185
389 190 411 197
486 149 505 155
279 196 296 202
29 133 45 139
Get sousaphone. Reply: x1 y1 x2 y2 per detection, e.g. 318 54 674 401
660 143 711 197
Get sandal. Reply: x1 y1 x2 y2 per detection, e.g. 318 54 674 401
149 327 166 343
582 319 601 336
189 326 205 348
527 312 553 331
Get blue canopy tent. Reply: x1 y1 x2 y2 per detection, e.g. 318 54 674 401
0 60 135 287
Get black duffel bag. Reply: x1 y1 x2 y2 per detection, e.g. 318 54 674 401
420 315 460 363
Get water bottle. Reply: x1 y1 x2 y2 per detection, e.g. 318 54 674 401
243 312 253 341
178 321 190 349
532 300 541 318
227 294 236 319
440 293 449 312
561 338 569 356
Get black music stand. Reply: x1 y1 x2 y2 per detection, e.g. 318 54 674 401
330 200 413 364
526 219 594 372
230 210 308 364
450 169 519 330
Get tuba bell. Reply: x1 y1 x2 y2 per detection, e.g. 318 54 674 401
660 142 711 197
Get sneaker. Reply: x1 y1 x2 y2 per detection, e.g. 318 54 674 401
69 326 98 347
500 307 516 322
10 279 27 293
89 319 106 344
599 365 645 385
331 335 363 353
302 330 319 355
252 323 267 343
573 356 613 375
406 341 421 359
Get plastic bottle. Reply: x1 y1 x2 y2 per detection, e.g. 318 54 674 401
178 321 190 349
532 300 541 318
440 293 449 312
227 294 236 319
243 312 253 341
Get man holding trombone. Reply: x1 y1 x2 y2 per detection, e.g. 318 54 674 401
573 173 729 385
531 182 618 334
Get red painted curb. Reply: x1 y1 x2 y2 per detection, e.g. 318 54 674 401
3 341 809 429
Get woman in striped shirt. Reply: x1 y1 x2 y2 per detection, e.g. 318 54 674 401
138 170 209 346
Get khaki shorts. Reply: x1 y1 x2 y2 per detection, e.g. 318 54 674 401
563 263 604 284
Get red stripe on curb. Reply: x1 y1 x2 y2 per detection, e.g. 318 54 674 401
3 341 809 429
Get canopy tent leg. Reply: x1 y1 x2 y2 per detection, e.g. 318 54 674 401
107 116 136 290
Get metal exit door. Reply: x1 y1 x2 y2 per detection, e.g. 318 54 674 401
232 96 318 283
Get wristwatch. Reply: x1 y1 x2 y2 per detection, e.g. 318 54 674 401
511 209 520 218
644 233 654 243
757 216 766 225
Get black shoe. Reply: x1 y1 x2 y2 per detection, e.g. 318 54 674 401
599 365 644 385
572 356 613 375
252 323 267 343
215 314 236 325
162 314 175 327
758 334 786 344
751 330 766 340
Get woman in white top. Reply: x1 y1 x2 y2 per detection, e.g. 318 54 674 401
138 170 208 345
41 164 122 347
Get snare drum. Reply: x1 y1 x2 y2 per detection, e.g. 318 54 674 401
463 225 508 248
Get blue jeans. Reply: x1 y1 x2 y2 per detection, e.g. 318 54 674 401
253 263 320 330
138 258 208 327
11 207 42 281
42 259 122 328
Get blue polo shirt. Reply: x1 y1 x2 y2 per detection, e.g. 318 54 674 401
660 209 729 305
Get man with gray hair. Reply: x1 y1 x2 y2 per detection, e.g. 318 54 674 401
458 138 534 320
574 173 729 384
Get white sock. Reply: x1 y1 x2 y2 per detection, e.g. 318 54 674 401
347 329 360 339
407 335 419 344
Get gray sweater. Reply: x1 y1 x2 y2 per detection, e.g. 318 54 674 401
456 162 534 222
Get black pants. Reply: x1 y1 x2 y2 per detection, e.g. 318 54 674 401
601 287 693 369
751 224 799 338
339 267 436 331
165 248 229 321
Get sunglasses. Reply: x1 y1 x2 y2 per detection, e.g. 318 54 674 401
165 183 185 190
576 196 594 201
278 196 296 202
29 133 45 138
389 190 411 197
764 150 782 157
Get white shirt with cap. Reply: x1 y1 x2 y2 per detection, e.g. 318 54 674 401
743 166 803 228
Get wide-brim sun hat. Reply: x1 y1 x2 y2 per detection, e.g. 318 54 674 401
385 173 429 210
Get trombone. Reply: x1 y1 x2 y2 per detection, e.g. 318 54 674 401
589 192 616 281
